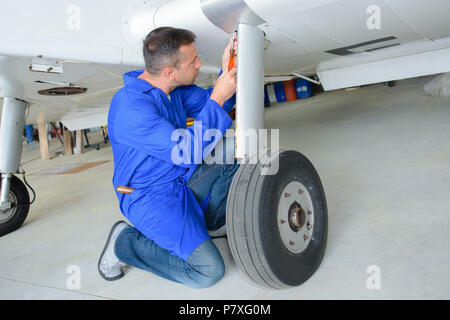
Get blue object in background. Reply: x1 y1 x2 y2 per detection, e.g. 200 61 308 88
25 124 34 143
295 78 312 99
273 81 286 102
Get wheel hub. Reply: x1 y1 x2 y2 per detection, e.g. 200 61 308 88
0 191 18 224
288 201 306 232
277 181 314 254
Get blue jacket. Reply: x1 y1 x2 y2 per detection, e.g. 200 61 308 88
108 70 234 261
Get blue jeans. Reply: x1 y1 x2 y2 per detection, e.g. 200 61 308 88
114 137 239 288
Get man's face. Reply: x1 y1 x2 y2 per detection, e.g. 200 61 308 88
173 43 203 85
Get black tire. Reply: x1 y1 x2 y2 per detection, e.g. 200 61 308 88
0 175 30 237
226 149 328 289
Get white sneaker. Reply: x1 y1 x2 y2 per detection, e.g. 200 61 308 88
208 224 227 238
98 220 129 281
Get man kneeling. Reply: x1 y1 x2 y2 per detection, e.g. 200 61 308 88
98 27 239 288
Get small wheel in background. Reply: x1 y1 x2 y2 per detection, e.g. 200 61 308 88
0 175 30 237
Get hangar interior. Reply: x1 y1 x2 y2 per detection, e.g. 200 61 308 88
1 75 449 299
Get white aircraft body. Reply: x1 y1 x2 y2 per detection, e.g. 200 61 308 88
0 0 449 129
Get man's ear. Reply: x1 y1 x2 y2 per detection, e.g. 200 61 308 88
162 66 176 81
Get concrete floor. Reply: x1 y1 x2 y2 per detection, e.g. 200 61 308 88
1 76 449 299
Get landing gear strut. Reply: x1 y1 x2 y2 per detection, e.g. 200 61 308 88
0 98 30 236
226 23 328 289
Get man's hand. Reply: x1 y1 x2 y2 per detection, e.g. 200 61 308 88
210 67 236 107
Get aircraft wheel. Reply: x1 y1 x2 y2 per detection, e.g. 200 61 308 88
226 149 328 289
0 175 30 237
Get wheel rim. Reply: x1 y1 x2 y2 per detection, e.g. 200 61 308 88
277 180 314 254
0 191 18 224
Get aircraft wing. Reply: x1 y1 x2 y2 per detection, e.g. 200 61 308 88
1 0 449 128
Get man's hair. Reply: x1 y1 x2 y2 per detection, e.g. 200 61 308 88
143 27 196 75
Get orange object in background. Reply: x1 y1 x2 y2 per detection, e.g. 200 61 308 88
283 79 298 101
